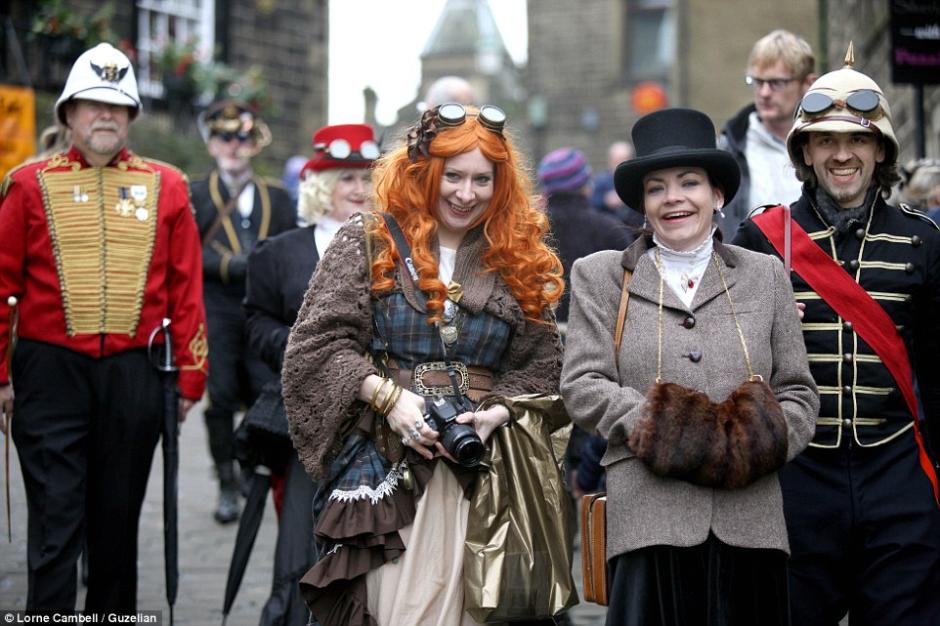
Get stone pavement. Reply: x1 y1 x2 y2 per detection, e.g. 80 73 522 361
0 401 606 626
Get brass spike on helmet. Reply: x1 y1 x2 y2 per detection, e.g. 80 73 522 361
843 41 855 68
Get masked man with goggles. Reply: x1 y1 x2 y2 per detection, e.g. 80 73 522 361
0 43 207 611
734 45 940 625
191 100 296 524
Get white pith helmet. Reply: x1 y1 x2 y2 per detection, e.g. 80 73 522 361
786 42 899 170
55 43 141 124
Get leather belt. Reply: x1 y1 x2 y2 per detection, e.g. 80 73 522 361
387 359 493 403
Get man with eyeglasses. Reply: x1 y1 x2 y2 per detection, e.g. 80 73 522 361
718 30 816 238
733 46 940 626
191 100 296 524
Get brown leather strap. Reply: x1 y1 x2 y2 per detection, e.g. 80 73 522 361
613 269 633 361
385 359 493 403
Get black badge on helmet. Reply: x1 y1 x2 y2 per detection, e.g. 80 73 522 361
91 61 128 83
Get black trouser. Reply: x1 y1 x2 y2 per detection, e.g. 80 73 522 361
606 534 789 626
204 290 274 467
11 340 163 612
780 434 940 626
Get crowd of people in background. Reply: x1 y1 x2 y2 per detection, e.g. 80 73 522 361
2 24 940 626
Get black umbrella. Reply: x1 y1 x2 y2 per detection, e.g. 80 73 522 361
148 319 179 626
221 468 271 626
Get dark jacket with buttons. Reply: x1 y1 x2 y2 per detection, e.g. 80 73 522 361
733 188 940 450
192 170 296 300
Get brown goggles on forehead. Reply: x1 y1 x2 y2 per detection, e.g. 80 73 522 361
799 89 885 121
436 103 507 135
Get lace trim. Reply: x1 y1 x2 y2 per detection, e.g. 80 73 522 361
329 465 403 505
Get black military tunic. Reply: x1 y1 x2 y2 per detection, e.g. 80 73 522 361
191 170 296 467
734 189 940 626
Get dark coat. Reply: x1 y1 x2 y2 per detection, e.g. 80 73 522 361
244 226 319 373
192 170 296 299
733 190 940 449
546 191 636 323
717 104 755 239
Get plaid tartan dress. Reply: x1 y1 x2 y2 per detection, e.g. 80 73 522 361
318 291 510 510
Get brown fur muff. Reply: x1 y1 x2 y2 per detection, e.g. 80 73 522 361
628 380 788 489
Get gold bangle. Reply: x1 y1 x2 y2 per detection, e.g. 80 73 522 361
380 384 403 416
370 378 391 412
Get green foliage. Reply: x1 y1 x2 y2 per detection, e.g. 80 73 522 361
154 38 200 80
31 0 116 46
195 62 275 118
129 116 215 180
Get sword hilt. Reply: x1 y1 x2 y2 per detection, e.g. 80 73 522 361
4 296 16 377
147 318 178 373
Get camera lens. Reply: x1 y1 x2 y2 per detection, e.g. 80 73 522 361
442 422 485 467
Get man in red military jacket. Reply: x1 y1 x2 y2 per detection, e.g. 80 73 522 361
0 43 207 612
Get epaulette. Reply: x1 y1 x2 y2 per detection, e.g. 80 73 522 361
898 202 940 231
138 156 189 183
0 160 35 199
745 203 783 219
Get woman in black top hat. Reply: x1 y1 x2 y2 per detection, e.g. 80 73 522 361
560 108 818 626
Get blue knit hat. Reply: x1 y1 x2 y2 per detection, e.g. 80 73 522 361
537 148 592 195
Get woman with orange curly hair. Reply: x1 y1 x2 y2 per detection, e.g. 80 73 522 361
282 104 564 626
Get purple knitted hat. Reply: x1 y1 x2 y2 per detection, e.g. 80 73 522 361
537 147 592 195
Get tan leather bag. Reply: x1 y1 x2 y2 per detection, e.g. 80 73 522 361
579 267 632 606
580 492 608 605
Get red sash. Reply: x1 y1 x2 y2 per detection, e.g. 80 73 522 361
753 206 939 506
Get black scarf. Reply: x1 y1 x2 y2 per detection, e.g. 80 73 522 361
813 185 879 234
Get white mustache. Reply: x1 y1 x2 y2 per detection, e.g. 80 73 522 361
92 124 119 132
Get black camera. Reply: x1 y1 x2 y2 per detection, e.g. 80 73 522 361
425 396 485 468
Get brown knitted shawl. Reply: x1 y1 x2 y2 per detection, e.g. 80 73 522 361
282 213 563 480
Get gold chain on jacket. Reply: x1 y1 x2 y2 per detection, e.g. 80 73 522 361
653 249 758 384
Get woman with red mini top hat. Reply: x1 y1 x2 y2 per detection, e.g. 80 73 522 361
241 124 378 626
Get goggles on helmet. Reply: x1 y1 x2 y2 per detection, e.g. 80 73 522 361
213 130 252 143
436 103 507 134
799 89 884 121
313 138 380 161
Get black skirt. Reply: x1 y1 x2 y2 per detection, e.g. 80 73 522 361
606 533 790 626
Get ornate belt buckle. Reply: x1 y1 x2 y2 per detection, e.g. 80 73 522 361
413 361 470 396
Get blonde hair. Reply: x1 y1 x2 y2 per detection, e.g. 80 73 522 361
297 169 344 224
748 30 815 79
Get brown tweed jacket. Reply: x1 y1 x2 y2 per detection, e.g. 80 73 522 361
561 235 819 558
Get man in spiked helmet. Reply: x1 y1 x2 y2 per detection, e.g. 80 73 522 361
190 100 295 524
0 43 207 611
735 44 940 625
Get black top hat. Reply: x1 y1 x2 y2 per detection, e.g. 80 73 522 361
614 108 741 212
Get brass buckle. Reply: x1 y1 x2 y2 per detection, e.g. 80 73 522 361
413 361 470 396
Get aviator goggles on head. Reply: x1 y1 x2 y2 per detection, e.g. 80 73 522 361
435 102 507 135
799 89 885 121
312 138 380 161
213 130 252 143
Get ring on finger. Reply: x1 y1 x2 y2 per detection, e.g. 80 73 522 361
409 428 421 441
400 435 410 445
414 418 424 429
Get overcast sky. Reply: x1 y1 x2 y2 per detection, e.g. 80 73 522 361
328 0 527 126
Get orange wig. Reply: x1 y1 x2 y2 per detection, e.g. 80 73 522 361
368 112 563 324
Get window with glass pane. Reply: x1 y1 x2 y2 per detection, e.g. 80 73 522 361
626 0 674 83
136 0 215 98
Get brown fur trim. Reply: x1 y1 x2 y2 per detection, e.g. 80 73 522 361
629 380 788 490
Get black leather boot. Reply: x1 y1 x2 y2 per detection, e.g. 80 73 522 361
214 461 240 524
